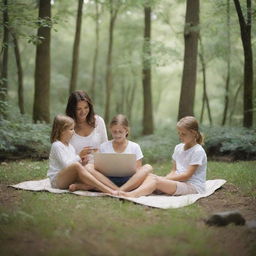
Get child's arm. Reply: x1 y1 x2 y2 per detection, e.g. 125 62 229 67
136 159 142 169
166 164 199 182
165 161 176 179
53 144 80 168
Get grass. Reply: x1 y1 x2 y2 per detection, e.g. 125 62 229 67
0 160 256 255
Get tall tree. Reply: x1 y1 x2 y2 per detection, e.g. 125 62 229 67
222 0 231 126
11 32 24 114
69 0 84 94
178 0 200 120
199 36 212 125
233 0 253 127
33 0 51 123
104 0 119 124
90 0 100 101
0 0 9 114
142 5 154 135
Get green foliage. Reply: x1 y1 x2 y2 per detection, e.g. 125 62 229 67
202 126 256 160
136 126 256 164
0 114 51 160
136 128 179 163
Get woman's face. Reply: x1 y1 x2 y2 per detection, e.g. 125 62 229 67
110 124 128 143
75 100 90 123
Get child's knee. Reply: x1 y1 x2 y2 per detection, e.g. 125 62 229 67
142 164 153 174
71 162 82 170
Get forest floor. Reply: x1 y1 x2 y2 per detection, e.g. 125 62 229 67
0 160 256 256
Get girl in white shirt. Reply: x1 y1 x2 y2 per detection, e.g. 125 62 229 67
70 114 152 192
119 116 207 197
47 114 118 195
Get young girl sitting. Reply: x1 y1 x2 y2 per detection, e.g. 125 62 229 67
47 114 118 195
69 114 152 192
119 116 207 197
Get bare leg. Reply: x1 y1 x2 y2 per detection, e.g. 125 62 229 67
119 164 152 192
155 176 177 195
85 164 119 190
55 162 118 195
119 174 157 198
69 183 94 192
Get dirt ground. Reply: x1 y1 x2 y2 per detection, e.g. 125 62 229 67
1 182 256 256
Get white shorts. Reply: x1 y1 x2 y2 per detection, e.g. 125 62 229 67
173 182 198 196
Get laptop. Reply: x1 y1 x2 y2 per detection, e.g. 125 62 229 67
93 153 136 177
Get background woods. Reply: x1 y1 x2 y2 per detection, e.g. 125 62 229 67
0 0 255 159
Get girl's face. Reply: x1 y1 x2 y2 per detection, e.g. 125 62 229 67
110 124 128 143
60 123 74 144
177 126 196 145
75 100 90 123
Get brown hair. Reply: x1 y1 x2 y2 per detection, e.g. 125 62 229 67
109 114 129 137
65 90 95 128
50 115 74 143
177 116 204 145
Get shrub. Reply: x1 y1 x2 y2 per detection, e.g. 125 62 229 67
136 128 179 163
137 126 256 163
0 115 51 160
202 126 256 161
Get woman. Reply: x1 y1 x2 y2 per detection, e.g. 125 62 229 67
66 90 108 160
66 90 118 191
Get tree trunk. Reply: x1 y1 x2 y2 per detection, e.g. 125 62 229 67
104 1 118 125
229 81 243 125
199 36 212 125
0 0 9 109
90 1 99 102
11 32 25 114
178 0 200 120
222 0 231 126
233 0 253 127
142 6 154 135
126 66 137 122
33 0 51 123
69 0 84 94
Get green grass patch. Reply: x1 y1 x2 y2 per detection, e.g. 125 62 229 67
0 160 255 255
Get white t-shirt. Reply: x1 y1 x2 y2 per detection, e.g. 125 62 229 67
99 140 143 161
70 115 108 154
172 143 207 193
47 140 81 181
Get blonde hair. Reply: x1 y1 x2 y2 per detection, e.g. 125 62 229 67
50 115 74 143
177 116 204 145
109 114 129 137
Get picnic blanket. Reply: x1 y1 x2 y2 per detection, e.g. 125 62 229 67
10 178 226 209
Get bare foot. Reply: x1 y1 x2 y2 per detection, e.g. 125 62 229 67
69 183 93 192
118 191 138 198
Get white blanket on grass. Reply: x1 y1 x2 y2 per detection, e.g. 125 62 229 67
10 178 226 209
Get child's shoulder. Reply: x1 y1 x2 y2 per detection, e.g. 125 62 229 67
128 140 141 149
193 144 206 155
51 140 65 152
52 140 63 148
174 143 184 150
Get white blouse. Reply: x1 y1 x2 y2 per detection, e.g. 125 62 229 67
70 115 108 154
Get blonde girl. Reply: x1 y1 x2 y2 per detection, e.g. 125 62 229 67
119 116 207 197
69 114 152 192
47 114 118 195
